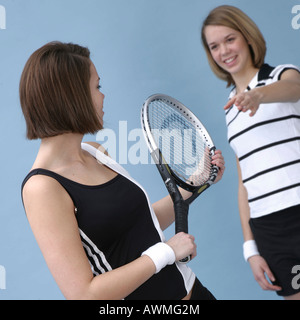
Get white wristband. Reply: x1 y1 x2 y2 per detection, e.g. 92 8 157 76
142 242 176 274
243 240 260 262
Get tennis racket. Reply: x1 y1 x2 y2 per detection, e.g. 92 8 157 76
141 94 219 263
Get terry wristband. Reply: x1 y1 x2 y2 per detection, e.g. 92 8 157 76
142 242 176 274
243 240 260 262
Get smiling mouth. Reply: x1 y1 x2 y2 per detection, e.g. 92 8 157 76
224 56 237 65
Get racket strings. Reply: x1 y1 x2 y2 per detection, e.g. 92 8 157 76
148 99 213 187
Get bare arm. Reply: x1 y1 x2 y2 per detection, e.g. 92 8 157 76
236 157 253 241
236 158 281 291
258 69 300 103
23 175 195 300
224 69 300 116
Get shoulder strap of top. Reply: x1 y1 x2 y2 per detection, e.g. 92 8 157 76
21 168 64 192
81 143 131 179
21 168 78 210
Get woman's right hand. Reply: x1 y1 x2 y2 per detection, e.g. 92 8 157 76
166 232 197 262
248 255 282 291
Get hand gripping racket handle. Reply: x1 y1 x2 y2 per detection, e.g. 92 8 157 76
174 200 191 264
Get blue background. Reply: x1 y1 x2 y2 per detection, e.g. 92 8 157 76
0 0 299 300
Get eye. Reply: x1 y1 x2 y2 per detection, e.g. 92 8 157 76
97 85 102 90
210 44 218 51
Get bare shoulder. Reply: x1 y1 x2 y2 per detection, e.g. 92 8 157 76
23 174 63 199
22 174 74 219
280 68 300 81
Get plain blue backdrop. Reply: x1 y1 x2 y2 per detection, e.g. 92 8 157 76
0 0 299 300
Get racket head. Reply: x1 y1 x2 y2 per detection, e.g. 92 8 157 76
141 94 218 191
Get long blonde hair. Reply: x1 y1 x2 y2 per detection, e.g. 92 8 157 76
201 5 266 87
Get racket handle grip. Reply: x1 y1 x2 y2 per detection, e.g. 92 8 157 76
174 201 191 264
179 256 191 264
174 200 189 234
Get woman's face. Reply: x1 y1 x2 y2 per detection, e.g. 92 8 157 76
89 61 105 126
204 25 253 78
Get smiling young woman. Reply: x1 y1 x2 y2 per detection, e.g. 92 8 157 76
201 5 300 300
201 5 266 89
203 25 258 94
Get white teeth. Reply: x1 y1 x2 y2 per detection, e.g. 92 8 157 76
225 57 235 63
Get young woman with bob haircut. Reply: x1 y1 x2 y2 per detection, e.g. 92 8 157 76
201 5 300 300
20 41 225 300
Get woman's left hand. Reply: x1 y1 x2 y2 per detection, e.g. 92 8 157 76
212 149 225 184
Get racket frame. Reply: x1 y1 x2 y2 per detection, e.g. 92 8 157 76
141 94 219 263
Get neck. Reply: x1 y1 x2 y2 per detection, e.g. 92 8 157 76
232 66 259 94
33 133 85 170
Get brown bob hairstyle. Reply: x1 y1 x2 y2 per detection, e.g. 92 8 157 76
20 41 103 140
201 5 267 87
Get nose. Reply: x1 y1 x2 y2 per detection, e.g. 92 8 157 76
220 43 230 56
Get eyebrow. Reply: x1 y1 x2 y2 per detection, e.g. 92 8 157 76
208 33 236 46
